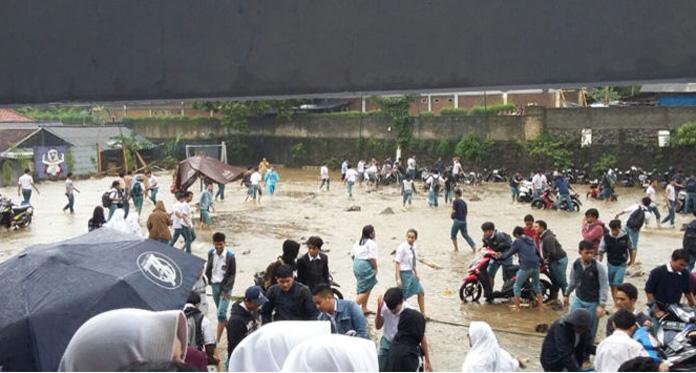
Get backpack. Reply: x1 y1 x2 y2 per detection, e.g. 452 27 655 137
132 182 143 197
683 221 696 255
626 207 646 230
686 179 696 193
101 191 112 208
184 307 205 350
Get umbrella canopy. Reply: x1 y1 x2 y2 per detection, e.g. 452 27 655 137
0 228 205 371
176 155 244 191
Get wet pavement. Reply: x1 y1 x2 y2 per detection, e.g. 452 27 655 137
0 167 689 371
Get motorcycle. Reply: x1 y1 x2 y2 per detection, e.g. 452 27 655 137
517 180 534 203
459 248 552 304
0 195 33 229
461 171 482 186
531 188 582 211
253 271 343 299
586 180 618 201
484 168 507 183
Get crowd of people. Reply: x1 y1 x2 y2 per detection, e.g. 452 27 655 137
9 155 696 372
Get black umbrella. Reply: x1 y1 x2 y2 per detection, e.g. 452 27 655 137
0 228 205 371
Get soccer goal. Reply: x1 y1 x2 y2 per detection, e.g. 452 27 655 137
185 142 227 163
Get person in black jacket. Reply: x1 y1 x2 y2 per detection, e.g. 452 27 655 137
480 222 513 303
261 264 318 323
384 308 426 372
540 308 595 372
296 236 330 291
204 232 237 342
227 286 267 358
263 240 300 290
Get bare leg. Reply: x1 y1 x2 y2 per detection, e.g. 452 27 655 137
452 239 459 252
216 321 225 343
417 292 427 318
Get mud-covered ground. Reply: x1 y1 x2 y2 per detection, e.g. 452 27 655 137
0 167 689 371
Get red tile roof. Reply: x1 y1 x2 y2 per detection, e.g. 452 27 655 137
0 108 32 122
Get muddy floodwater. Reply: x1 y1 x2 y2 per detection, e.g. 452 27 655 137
0 167 689 371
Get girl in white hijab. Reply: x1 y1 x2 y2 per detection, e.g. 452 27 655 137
103 209 130 235
228 321 331 372
59 308 188 372
281 334 379 372
125 213 144 238
461 321 519 372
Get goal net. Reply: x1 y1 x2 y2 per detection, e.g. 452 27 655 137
185 142 227 163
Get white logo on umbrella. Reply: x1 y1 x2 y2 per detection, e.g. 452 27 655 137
137 251 183 289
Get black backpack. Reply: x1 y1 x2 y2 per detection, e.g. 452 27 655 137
686 179 696 193
626 207 646 230
132 182 143 197
684 221 696 255
101 191 112 208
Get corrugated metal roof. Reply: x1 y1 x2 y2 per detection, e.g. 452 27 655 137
42 126 146 148
0 128 40 153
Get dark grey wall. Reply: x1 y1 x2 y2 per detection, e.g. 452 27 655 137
3 0 696 104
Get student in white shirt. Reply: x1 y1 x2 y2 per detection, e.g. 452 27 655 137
375 287 431 372
63 172 80 214
394 229 425 316
341 160 349 181
145 169 159 204
352 225 378 314
170 191 194 254
661 179 677 228
425 171 442 207
345 164 359 198
645 179 661 227
319 162 330 191
357 160 365 184
594 309 647 372
249 168 263 204
531 170 547 199
17 168 40 206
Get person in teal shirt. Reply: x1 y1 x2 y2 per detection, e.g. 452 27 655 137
264 167 280 196
198 183 214 230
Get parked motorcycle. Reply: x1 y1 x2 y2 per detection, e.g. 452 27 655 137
0 195 33 229
517 180 534 203
484 168 507 183
531 188 582 211
459 248 552 303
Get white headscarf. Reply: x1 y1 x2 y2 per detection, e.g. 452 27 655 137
281 334 378 372
59 308 187 372
103 209 129 234
125 213 144 237
228 321 331 372
461 321 519 372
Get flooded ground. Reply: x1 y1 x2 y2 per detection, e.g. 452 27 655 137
0 167 689 371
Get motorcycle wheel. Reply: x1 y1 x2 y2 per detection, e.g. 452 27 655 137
540 279 552 303
332 288 344 300
531 200 544 209
459 281 482 302
570 201 581 212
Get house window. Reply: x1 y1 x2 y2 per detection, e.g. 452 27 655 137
434 99 440 103
581 129 592 147
658 130 670 147
420 98 428 104
447 98 453 103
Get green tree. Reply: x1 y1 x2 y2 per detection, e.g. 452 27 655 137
455 135 492 164
587 87 621 105
592 154 618 177
674 122 696 146
525 134 572 168
111 133 154 171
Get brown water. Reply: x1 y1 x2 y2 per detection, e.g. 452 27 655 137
0 167 688 371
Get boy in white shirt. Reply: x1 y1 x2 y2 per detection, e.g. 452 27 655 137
645 180 661 228
594 309 647 372
249 168 262 204
17 168 40 205
345 164 359 198
319 162 330 191
170 191 194 254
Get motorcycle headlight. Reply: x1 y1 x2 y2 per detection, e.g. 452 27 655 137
26 207 33 213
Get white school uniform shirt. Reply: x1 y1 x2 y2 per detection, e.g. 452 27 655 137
345 169 358 183
211 248 230 284
646 185 657 203
426 175 441 191
452 162 461 175
250 172 262 186
171 201 183 229
621 204 652 226
352 238 378 260
320 166 329 180
594 330 647 372
341 161 348 174
407 157 416 170
402 179 413 193
149 174 159 189
394 242 417 271
666 184 676 201
357 161 365 173
379 301 414 342
532 173 545 190
18 174 33 190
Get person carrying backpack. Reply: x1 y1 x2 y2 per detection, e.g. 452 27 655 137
131 176 145 216
615 197 652 264
183 291 219 366
683 209 696 271
426 170 442 208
